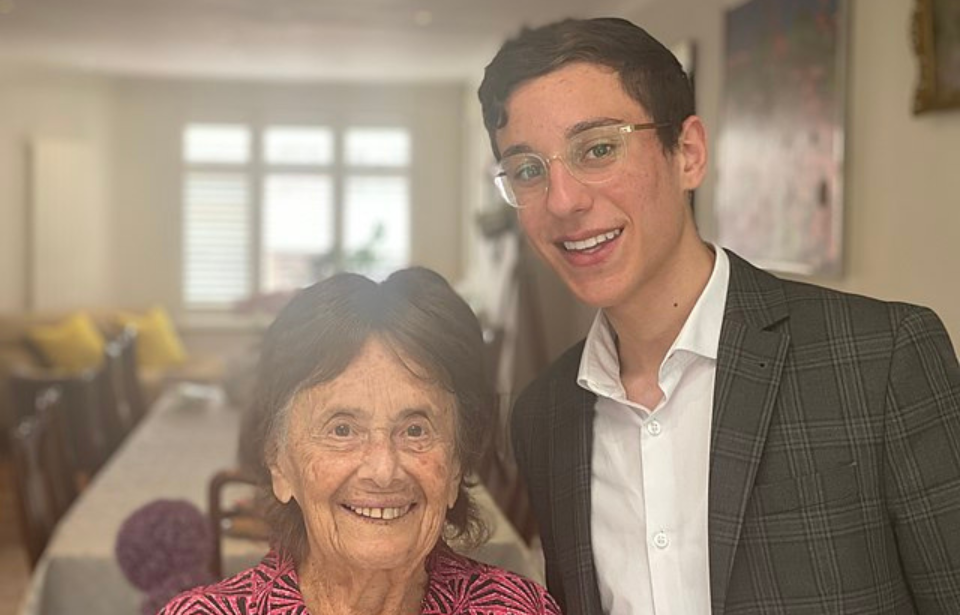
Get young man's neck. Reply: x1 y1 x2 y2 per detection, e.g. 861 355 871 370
605 239 716 404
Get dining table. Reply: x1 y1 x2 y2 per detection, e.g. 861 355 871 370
18 384 543 615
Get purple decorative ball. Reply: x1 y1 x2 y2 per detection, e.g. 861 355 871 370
115 499 214 594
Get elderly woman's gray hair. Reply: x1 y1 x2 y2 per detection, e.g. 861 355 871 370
241 267 495 563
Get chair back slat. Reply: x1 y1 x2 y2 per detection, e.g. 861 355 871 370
207 467 268 579
100 327 148 449
117 328 148 425
9 370 107 482
97 347 129 453
9 386 79 567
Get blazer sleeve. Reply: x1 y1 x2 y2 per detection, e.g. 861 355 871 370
510 388 567 611
882 305 960 612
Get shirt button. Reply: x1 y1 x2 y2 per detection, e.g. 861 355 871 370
646 420 662 436
653 531 670 549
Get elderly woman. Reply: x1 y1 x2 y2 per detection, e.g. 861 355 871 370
160 268 560 615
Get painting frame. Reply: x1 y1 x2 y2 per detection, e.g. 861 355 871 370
913 0 960 114
715 0 847 277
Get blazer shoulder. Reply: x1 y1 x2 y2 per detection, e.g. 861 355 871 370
778 276 933 328
768 279 957 366
728 250 897 321
724 250 948 346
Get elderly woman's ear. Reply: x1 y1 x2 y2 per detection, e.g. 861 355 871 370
446 462 461 511
269 458 294 505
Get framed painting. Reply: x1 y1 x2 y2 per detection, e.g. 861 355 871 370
913 0 960 113
715 0 846 276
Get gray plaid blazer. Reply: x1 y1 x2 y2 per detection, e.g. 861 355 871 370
511 250 960 614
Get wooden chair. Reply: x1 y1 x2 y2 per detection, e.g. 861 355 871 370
474 241 549 545
479 442 538 545
9 386 79 567
116 328 148 426
93 365 127 456
476 326 539 544
8 369 108 484
207 467 269 578
102 327 148 436
99 328 150 450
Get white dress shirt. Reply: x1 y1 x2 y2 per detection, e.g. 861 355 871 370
577 247 730 615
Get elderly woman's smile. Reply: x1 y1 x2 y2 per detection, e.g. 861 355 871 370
269 337 461 572
342 504 414 520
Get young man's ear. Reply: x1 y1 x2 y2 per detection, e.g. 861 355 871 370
677 115 708 192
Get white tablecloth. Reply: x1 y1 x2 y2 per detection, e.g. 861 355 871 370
19 386 542 615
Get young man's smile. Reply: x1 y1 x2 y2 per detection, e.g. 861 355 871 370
496 62 706 311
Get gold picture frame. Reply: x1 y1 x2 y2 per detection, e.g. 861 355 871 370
913 0 960 114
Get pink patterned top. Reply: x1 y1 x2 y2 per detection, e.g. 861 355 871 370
158 545 561 614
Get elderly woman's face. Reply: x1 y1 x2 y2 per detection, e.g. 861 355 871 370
269 337 461 572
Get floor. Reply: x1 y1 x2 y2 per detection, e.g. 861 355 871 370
0 459 30 615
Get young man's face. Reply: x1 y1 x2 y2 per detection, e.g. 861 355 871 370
494 62 707 310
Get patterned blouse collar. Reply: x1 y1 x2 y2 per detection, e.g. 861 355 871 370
247 544 454 613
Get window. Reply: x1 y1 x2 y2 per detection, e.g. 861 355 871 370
182 123 411 309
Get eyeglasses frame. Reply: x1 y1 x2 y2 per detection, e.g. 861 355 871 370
493 122 673 209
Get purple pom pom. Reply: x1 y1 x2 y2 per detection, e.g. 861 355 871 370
115 499 214 594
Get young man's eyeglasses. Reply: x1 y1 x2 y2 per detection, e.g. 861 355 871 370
493 122 671 209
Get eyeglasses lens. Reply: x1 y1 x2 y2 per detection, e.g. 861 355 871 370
495 126 629 208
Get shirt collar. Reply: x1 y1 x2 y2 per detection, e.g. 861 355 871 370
673 244 729 361
577 245 730 396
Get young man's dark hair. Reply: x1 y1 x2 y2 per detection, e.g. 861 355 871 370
478 17 694 159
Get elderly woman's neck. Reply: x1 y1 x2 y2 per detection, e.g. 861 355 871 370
298 557 429 615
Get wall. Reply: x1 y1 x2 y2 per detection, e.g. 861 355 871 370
30 138 111 310
623 0 960 343
110 78 466 317
0 68 115 312
0 70 466 320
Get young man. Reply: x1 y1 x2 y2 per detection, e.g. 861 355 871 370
478 17 960 615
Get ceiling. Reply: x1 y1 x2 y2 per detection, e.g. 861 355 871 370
0 0 643 82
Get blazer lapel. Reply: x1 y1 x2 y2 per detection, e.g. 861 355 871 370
547 359 603 615
709 251 790 615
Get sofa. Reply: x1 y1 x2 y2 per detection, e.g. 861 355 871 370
0 310 224 437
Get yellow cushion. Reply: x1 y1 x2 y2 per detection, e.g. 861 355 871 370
27 313 105 371
117 306 187 368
